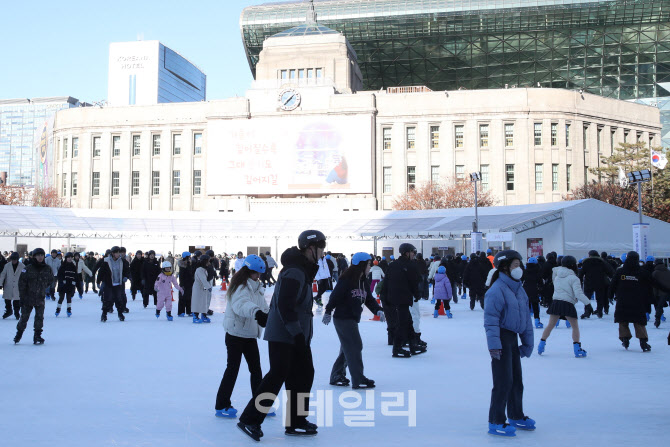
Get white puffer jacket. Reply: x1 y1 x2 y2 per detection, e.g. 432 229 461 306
224 278 270 339
551 266 590 306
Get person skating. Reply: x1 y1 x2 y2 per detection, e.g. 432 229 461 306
215 255 270 418
45 249 61 300
323 252 384 389
141 250 161 308
369 260 384 296
314 253 331 307
96 246 130 323
177 252 194 317
0 252 23 320
237 230 325 441
154 261 183 321
651 258 670 328
484 250 535 437
537 256 593 357
83 252 97 293
463 252 490 310
579 250 615 318
14 248 54 344
433 266 453 318
129 250 144 301
55 252 78 317
540 252 558 308
522 257 544 328
191 254 213 323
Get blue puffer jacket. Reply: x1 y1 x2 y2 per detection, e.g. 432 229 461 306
484 272 534 356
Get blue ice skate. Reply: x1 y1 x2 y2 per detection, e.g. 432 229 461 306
178 313 185 318
646 313 651 322
538 339 546 355
565 320 571 328
66 310 72 317
555 319 560 328
201 315 211 323
155 312 160 319
534 318 543 329
509 417 536 431
193 315 202 324
167 314 173 321
216 407 237 418
573 342 587 358
433 309 438 318
430 298 436 304
55 310 60 317
662 315 667 322
488 423 516 437
446 310 453 319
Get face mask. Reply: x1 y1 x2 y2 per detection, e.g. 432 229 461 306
510 267 523 280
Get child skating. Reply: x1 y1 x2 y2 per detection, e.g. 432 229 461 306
433 266 453 318
154 261 183 321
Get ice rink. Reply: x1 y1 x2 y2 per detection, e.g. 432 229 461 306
1 285 667 446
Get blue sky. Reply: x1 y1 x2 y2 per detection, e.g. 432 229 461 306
0 0 291 102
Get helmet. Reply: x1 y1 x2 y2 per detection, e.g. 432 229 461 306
199 254 210 263
110 246 120 253
65 252 74 259
298 230 327 250
243 255 266 273
161 261 172 269
493 250 523 269
430 256 434 260
398 243 417 256
620 253 627 262
32 248 46 257
266 251 271 255
461 255 468 261
206 250 214 257
88 251 95 256
527 257 538 264
194 250 202 257
381 256 386 260
646 255 655 262
182 251 191 258
325 254 332 260
9 252 19 261
373 260 379 265
561 255 578 269
437 266 446 274
486 248 493 254
390 255 395 260
626 251 639 263
446 254 454 261
588 250 599 257
352 252 371 266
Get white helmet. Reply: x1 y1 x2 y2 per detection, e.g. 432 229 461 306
161 261 172 269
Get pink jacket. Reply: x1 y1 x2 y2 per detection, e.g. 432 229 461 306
154 273 183 298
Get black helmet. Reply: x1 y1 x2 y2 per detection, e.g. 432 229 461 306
588 250 599 257
110 246 120 253
199 254 210 263
399 243 417 256
32 248 46 257
9 252 19 261
265 251 271 255
194 250 202 257
206 250 215 257
561 255 578 269
88 251 94 256
493 250 523 269
298 230 327 250
65 252 74 259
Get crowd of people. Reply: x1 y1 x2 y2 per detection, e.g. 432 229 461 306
2 237 670 440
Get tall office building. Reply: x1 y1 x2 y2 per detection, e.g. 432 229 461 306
0 97 83 187
108 41 206 106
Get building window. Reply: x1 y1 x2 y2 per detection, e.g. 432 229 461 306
62 173 67 196
535 164 543 191
63 138 68 159
480 165 490 191
551 123 558 146
566 164 572 191
112 136 121 157
455 165 465 181
152 171 160 195
133 135 141 156
172 170 180 195
307 68 314 79
430 126 440 149
112 171 120 196
71 172 78 196
280 70 287 80
316 68 323 79
407 166 416 190
289 69 296 80
611 130 616 150
534 123 542 146
504 123 514 147
479 124 489 148
597 128 602 153
624 129 630 142
383 167 392 193
152 135 161 156
173 134 181 155
383 128 392 151
431 165 440 183
72 137 79 158
552 164 559 191
93 136 101 157
91 172 100 196
584 166 588 185
454 125 464 148
406 127 416 150
132 171 140 196
193 170 202 195
194 133 202 155
506 164 515 191
583 125 589 151
566 123 571 147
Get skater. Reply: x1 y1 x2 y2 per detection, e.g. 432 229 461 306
45 249 61 300
463 252 490 310
55 252 78 317
177 252 194 317
237 230 325 441
484 250 535 437
84 252 97 293
96 246 130 323
14 248 54 344
141 250 161 308
537 256 593 357
610 251 662 352
652 258 670 328
215 255 270 418
129 250 144 301
370 260 384 296
522 257 544 328
314 253 331 307
154 261 183 321
191 254 213 323
432 266 453 318
540 252 558 308
579 250 614 318
0 252 23 320
323 252 384 389
72 252 90 299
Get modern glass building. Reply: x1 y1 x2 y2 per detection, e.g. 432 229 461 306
241 0 670 144
0 97 83 187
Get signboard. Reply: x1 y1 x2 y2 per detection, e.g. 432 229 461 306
633 223 650 260
487 232 514 242
437 246 449 250
471 232 483 254
382 247 393 251
33 114 55 188
527 238 543 258
207 115 373 195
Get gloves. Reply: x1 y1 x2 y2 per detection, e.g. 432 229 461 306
519 344 533 358
489 349 502 360
207 288 213 292
294 333 306 347
377 311 386 322
322 313 332 325
255 310 268 328
583 304 594 318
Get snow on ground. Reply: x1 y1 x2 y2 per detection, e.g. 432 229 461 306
0 285 668 447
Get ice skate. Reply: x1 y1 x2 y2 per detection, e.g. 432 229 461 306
446 310 453 318
13 330 23 344
33 335 45 345
488 423 516 437
285 420 317 436
433 309 438 318
237 421 262 442
534 318 543 328
330 376 350 386
538 339 546 355
352 377 375 389
621 337 630 350
215 407 237 418
640 338 651 352
509 416 536 430
573 342 587 357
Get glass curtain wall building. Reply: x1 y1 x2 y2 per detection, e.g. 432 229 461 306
241 0 670 145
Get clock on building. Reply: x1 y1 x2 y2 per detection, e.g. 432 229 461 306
278 88 301 111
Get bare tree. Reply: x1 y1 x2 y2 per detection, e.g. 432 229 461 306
393 180 498 210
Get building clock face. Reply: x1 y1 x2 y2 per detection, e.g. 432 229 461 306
278 88 301 111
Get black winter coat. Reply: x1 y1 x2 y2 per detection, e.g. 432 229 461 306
130 257 144 285
652 264 670 300
541 258 558 298
383 256 420 306
522 263 543 300
141 259 161 293
463 257 490 295
178 259 195 289
57 261 78 295
379 260 389 274
579 256 615 290
610 261 661 325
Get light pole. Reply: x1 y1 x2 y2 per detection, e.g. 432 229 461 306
626 169 652 259
626 169 652 224
470 172 481 232
470 171 482 254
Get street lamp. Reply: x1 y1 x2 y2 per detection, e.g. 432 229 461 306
626 169 652 224
470 172 481 232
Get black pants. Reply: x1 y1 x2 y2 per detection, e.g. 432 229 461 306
434 299 450 311
178 288 192 315
4 299 20 318
142 289 157 307
216 333 263 410
85 279 97 293
528 297 540 319
267 268 276 285
75 280 84 297
471 291 485 310
584 285 608 314
489 329 525 424
57 290 74 309
17 301 45 336
392 305 413 350
383 303 398 344
316 279 330 299
103 285 125 314
130 280 142 299
239 340 314 428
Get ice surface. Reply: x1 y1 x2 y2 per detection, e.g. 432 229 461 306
1 286 667 446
